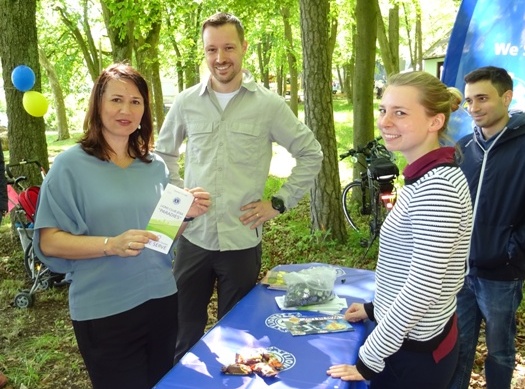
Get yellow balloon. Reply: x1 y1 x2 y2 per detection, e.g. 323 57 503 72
22 91 49 117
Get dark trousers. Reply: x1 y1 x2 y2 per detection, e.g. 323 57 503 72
370 340 459 389
72 294 178 389
173 236 262 364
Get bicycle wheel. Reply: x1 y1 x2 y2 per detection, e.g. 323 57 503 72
342 180 371 232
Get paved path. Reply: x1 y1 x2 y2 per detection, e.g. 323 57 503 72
270 144 353 184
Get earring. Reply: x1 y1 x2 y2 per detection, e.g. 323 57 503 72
137 124 141 130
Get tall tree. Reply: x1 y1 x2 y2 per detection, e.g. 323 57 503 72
38 0 88 133
414 0 423 71
0 0 49 184
100 0 167 130
403 0 424 71
38 48 70 141
339 1 357 105
55 0 104 81
256 31 273 88
132 5 163 130
300 0 347 242
100 0 135 63
281 4 300 116
376 0 399 76
163 1 205 90
353 0 377 166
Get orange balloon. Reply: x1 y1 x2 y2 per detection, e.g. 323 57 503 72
22 91 49 117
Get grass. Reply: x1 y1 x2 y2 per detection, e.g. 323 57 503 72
45 132 83 159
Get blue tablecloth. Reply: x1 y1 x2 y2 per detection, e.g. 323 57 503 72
154 263 376 389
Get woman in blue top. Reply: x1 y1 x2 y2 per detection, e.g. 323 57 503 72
33 63 210 389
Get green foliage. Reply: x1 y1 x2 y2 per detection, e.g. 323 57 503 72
262 175 285 199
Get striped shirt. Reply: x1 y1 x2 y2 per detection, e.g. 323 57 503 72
358 165 473 374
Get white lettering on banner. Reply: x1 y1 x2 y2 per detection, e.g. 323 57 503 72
494 42 520 56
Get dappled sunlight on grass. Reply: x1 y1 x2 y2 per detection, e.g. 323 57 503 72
46 131 83 161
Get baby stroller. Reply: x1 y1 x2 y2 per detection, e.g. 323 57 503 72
6 159 64 308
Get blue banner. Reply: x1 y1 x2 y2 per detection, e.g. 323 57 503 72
442 0 525 141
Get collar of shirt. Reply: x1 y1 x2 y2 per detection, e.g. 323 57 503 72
403 147 456 182
200 70 258 96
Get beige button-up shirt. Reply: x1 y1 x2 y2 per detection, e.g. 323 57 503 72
155 71 323 251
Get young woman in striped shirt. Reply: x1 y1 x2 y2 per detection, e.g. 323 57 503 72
328 71 473 389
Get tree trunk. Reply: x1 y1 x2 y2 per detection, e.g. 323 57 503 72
257 33 272 89
376 0 399 76
38 48 70 141
134 20 164 133
353 0 377 170
281 5 299 116
343 62 353 104
276 66 284 96
0 0 49 184
299 0 347 242
327 14 338 65
415 0 423 71
403 2 415 70
101 0 134 63
55 1 101 82
344 18 357 106
165 16 185 93
388 4 400 73
150 56 165 132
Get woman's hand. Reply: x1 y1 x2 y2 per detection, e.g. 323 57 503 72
38 228 158 259
185 187 211 218
344 303 368 323
108 229 160 257
327 364 364 381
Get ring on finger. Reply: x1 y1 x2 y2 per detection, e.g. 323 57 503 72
256 213 260 217
128 242 132 249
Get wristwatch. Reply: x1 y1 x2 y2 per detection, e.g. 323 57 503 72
271 196 286 214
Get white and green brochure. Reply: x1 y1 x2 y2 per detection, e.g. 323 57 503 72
145 184 194 254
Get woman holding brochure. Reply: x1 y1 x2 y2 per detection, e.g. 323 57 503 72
33 63 210 389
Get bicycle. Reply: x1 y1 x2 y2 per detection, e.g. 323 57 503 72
340 137 399 254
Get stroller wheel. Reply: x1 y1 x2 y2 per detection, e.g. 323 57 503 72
14 291 34 308
38 278 51 290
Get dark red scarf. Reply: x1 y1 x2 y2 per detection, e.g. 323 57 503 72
403 147 456 184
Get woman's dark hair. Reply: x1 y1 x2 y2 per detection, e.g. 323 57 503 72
80 63 153 163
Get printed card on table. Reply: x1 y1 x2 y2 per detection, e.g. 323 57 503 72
284 314 354 336
145 184 194 254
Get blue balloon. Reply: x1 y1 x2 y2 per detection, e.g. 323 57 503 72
11 65 35 92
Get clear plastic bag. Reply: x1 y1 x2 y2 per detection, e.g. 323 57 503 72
283 266 337 307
